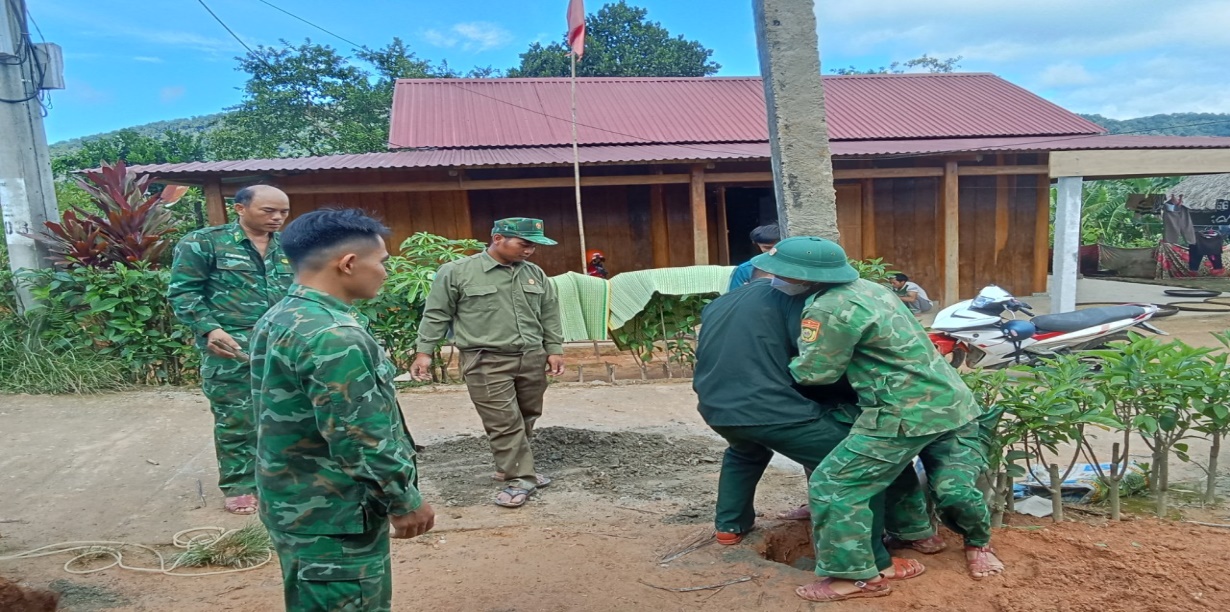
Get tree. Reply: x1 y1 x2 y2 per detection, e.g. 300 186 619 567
508 1 720 77
829 54 962 76
208 38 455 159
51 129 207 175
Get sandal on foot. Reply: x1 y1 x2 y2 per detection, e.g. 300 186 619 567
776 504 810 521
881 557 926 581
795 578 891 602
495 486 534 508
224 494 257 515
966 545 1004 580
885 533 947 554
492 472 552 488
715 527 752 545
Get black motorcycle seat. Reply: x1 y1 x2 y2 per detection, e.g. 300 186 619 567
1031 305 1146 333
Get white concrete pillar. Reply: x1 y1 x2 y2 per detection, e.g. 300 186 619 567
1050 176 1083 314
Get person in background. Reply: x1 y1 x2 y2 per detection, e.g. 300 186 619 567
587 249 609 278
727 223 781 291
252 209 434 612
167 185 293 516
890 273 934 315
411 218 566 509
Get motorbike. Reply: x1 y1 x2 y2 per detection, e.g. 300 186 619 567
928 285 1166 369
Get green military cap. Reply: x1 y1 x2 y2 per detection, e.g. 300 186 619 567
751 236 859 284
492 217 557 246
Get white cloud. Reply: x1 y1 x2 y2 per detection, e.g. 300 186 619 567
815 0 1230 116
422 22 514 52
133 56 164 63
159 85 186 104
65 80 112 105
1037 62 1095 89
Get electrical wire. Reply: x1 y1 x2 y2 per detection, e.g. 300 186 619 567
194 0 258 58
255 0 366 50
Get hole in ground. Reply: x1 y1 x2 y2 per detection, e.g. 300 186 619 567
756 521 815 571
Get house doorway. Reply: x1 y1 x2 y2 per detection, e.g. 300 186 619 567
724 186 777 266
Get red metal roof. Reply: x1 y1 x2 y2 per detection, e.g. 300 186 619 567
134 135 1230 177
388 74 1106 149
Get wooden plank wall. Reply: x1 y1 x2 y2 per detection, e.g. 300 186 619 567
467 185 698 276
868 177 942 296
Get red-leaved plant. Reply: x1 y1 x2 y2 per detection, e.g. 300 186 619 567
30 160 176 269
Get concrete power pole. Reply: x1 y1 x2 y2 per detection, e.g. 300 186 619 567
0 0 62 312
752 0 839 241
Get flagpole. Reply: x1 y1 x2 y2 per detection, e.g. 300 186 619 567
571 51 587 274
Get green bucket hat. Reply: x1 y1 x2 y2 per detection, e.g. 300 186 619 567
750 236 859 284
492 217 557 246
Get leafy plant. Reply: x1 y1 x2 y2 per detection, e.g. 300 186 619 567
30 160 177 269
359 233 484 377
612 293 712 375
849 257 898 285
1192 331 1230 504
0 312 128 394
22 264 197 385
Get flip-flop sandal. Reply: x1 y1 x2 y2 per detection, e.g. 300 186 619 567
966 545 1005 580
795 578 891 602
492 473 552 487
885 533 947 554
495 486 534 508
776 504 810 520
881 557 926 581
224 494 257 515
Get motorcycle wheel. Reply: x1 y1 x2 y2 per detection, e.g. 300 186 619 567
947 347 967 368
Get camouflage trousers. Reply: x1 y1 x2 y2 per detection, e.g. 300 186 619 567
885 420 995 547
199 328 255 496
809 426 971 580
709 413 929 573
267 522 392 612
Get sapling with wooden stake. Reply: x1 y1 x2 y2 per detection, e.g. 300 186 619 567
1086 335 1154 521
1133 339 1211 517
961 369 1013 527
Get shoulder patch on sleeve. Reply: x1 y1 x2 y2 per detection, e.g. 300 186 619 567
801 318 821 343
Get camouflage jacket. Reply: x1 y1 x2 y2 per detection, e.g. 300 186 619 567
167 223 293 340
251 284 422 534
789 279 980 438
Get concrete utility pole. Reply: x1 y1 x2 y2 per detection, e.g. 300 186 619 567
752 0 839 241
0 0 61 312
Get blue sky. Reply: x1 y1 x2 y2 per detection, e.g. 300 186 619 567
34 0 1230 143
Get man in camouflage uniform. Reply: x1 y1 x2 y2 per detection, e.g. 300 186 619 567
252 209 435 612
751 236 1004 603
411 218 565 509
168 185 293 514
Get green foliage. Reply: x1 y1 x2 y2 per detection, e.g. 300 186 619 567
0 243 15 316
508 1 720 77
1076 177 1177 247
849 257 897 284
1081 112 1230 137
173 522 272 569
358 233 484 374
210 38 455 159
49 113 224 160
612 293 711 369
0 314 128 394
21 264 197 386
51 129 208 176
829 54 962 75
33 161 178 269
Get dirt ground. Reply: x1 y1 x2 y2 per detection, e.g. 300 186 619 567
1 312 1229 612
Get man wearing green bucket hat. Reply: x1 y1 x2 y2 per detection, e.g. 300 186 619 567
752 236 1004 602
412 218 565 509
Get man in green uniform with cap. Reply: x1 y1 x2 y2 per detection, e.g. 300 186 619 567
168 184 293 515
751 236 1004 603
252 208 435 612
412 218 565 508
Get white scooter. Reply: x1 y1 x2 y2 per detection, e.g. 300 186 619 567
928 285 1166 369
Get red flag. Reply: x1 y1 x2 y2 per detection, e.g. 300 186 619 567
567 0 585 58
